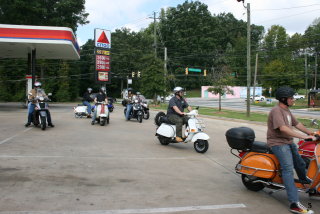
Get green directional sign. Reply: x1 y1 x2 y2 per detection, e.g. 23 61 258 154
188 68 201 72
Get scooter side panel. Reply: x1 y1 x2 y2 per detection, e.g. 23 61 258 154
74 106 87 113
156 124 176 138
191 132 210 142
238 153 278 179
309 144 320 189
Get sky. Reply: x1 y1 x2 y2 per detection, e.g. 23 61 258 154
75 0 320 46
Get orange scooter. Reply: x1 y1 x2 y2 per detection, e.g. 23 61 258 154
225 127 320 196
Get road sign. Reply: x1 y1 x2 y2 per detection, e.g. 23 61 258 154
97 72 109 82
188 68 201 72
96 55 110 71
95 29 111 48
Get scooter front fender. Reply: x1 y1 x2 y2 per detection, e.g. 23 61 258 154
39 111 47 117
191 132 210 143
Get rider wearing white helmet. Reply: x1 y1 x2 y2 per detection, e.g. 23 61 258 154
167 87 192 142
25 81 54 127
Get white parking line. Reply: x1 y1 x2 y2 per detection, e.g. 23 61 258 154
0 127 32 145
0 204 246 214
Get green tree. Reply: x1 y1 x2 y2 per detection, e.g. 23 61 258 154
55 62 71 101
0 0 88 31
138 54 165 101
262 25 289 63
207 66 234 111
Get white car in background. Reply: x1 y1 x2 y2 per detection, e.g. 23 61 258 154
165 94 174 102
249 95 266 101
293 93 305 99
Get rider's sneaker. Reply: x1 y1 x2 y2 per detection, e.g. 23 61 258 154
25 123 30 127
299 177 312 184
48 123 55 127
289 202 314 214
91 121 95 125
175 137 183 142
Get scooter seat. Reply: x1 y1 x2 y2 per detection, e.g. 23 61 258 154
251 141 273 154
160 116 175 125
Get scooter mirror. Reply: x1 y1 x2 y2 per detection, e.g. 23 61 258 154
196 106 200 110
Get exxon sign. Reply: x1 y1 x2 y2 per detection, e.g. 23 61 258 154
95 29 111 49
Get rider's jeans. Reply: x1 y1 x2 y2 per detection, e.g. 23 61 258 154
82 101 92 114
271 143 307 203
92 105 97 122
126 104 133 120
27 102 35 123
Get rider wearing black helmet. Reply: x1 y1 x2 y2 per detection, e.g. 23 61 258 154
267 86 317 213
82 87 94 117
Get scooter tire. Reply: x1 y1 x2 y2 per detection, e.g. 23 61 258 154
154 112 166 126
100 118 106 126
241 174 265 191
138 115 143 123
194 140 209 153
143 111 150 119
158 136 170 145
107 117 110 124
41 116 46 130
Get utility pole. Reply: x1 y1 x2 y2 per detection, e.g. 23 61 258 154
246 2 251 117
252 53 258 103
305 49 308 96
315 53 318 89
164 47 167 89
153 11 157 58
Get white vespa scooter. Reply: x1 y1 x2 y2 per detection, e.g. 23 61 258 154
93 101 110 126
154 109 209 153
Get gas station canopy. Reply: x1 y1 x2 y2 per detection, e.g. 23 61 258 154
0 24 80 60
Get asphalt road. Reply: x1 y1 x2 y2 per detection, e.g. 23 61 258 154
0 103 319 214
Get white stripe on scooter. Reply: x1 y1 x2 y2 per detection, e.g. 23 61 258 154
0 127 32 145
0 204 246 214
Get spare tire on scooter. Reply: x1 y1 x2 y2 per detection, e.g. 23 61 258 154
154 112 166 126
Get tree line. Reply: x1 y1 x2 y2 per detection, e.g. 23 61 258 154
0 0 319 101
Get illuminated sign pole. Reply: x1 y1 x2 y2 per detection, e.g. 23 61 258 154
94 29 111 84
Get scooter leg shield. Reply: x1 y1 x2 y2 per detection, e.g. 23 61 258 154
237 153 278 179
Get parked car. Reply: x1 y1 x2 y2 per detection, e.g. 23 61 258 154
246 95 265 101
165 94 174 102
293 93 305 99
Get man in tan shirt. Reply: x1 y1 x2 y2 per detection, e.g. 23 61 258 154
267 86 316 214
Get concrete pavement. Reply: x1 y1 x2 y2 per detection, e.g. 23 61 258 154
0 103 318 213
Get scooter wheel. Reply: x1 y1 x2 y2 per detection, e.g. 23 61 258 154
158 136 170 145
154 112 166 126
241 174 265 191
194 140 208 153
143 111 150 119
